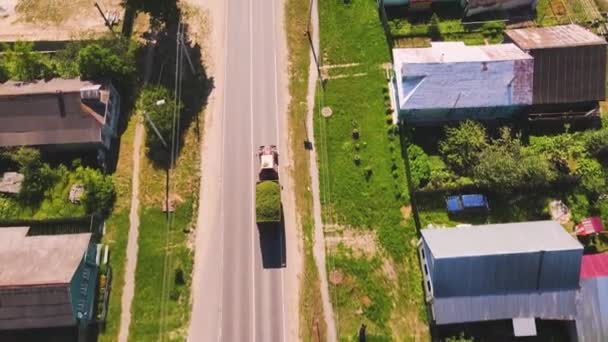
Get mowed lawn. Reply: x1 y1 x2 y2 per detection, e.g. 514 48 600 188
316 0 428 339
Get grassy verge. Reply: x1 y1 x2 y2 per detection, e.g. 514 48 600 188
128 121 199 342
285 0 328 340
316 0 428 339
98 115 137 342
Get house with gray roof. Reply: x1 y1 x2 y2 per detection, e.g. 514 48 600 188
418 221 583 337
392 42 533 125
0 78 120 165
0 227 98 330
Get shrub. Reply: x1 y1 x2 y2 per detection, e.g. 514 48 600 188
407 144 431 189
352 128 360 140
77 43 136 87
255 181 281 222
385 114 393 124
74 166 115 213
585 129 608 158
353 154 361 165
1 41 56 81
439 121 488 176
574 158 606 197
568 193 591 223
138 85 183 152
364 166 373 179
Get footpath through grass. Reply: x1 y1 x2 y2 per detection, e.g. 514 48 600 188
285 0 327 340
316 0 428 339
98 115 137 342
128 122 199 342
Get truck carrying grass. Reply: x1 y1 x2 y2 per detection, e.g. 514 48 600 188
255 145 282 224
255 180 281 223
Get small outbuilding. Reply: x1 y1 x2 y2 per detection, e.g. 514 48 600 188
504 25 607 110
392 42 533 125
0 227 98 330
419 221 583 335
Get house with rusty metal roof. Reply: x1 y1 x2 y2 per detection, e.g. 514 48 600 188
0 78 120 165
419 221 583 337
505 24 607 116
391 42 533 124
0 226 98 331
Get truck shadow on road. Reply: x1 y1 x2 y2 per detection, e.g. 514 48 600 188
256 214 287 269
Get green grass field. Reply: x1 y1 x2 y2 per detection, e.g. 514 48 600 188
317 0 428 339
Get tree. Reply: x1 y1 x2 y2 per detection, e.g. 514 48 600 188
74 166 115 214
428 13 441 39
139 85 182 153
1 41 55 81
11 148 58 204
574 158 606 197
439 121 488 176
407 144 431 189
585 128 608 158
473 128 556 191
77 43 135 86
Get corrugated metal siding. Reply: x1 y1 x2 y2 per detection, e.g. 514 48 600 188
464 0 535 16
576 277 608 342
530 46 606 104
0 285 75 330
431 249 582 297
432 289 578 324
539 249 582 290
432 253 542 297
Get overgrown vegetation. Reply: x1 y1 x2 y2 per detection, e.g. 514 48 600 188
317 0 428 339
0 35 138 98
387 10 505 45
0 147 115 219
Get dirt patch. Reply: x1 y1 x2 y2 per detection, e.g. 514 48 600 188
329 270 344 285
401 205 411 220
0 0 122 42
326 228 378 257
360 295 372 307
382 258 397 281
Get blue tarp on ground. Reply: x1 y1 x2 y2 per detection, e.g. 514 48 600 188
446 194 488 213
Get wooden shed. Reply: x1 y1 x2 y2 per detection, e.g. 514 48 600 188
505 25 607 107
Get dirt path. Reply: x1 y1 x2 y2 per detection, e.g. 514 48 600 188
117 120 143 342
306 0 338 340
116 36 156 342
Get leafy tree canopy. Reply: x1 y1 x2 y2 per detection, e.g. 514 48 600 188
1 41 56 81
138 85 183 153
439 120 488 176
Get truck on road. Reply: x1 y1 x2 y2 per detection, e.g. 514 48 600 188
255 145 281 225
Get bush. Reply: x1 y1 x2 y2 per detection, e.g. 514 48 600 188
255 181 281 222
568 193 591 223
439 121 488 176
1 41 56 81
77 43 136 87
407 144 430 189
353 154 361 165
74 166 115 214
352 128 360 140
138 86 183 153
585 129 608 158
11 148 58 204
574 158 606 197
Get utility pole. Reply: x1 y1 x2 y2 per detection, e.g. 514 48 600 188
94 2 114 33
307 0 324 90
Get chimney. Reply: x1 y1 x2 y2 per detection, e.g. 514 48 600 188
56 90 66 117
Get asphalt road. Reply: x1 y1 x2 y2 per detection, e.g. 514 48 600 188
188 0 287 341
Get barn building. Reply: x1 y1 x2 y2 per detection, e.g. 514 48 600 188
505 24 607 116
418 221 583 336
